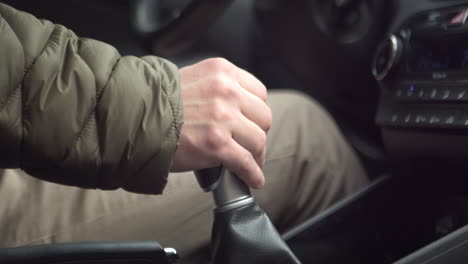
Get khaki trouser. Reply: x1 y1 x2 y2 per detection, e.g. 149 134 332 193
0 90 368 260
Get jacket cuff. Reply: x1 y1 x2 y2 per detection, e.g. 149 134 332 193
124 57 184 195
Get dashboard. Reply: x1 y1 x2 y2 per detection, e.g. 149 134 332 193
373 0 468 161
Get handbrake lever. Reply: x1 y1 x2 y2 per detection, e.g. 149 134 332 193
195 167 301 264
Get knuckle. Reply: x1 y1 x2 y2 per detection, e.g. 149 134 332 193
205 125 229 151
205 57 231 73
223 84 241 100
209 75 229 95
210 76 241 100
209 100 232 121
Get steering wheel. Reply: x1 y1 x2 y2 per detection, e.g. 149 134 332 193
131 0 235 57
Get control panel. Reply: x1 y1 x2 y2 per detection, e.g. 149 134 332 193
377 83 468 129
374 6 468 131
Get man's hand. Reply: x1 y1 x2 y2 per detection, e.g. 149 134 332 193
171 58 272 189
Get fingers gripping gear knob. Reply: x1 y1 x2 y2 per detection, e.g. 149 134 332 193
195 168 301 264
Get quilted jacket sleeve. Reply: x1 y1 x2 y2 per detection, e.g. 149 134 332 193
0 3 183 194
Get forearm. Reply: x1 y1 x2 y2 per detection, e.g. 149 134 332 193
0 3 183 194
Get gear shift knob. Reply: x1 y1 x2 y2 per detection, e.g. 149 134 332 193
195 167 254 211
195 167 222 192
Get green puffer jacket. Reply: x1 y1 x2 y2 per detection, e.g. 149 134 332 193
0 3 183 195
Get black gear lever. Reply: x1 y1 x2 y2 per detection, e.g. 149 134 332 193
195 168 301 264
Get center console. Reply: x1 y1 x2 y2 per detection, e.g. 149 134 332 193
284 2 468 263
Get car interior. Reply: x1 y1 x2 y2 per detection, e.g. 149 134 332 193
2 0 468 263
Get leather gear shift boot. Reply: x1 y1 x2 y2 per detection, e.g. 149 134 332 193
195 167 301 264
210 202 301 264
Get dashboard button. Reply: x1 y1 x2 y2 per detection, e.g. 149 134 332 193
404 114 412 123
430 89 438 99
457 90 466 100
442 90 451 100
415 114 427 123
395 84 425 102
455 87 468 101
417 89 425 99
443 115 455 125
429 115 441 124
